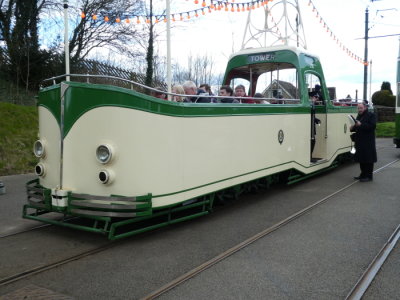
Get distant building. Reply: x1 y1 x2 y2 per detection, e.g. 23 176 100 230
263 79 298 99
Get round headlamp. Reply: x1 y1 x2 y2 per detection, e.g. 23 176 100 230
33 140 45 158
98 169 114 184
35 163 45 176
96 144 113 164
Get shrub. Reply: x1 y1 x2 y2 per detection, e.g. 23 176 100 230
371 90 395 107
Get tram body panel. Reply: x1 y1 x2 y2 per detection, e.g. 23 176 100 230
62 107 185 201
37 107 61 189
61 104 311 208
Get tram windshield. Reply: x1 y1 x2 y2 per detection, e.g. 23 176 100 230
225 62 300 104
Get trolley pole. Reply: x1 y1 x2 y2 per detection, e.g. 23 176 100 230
363 8 369 102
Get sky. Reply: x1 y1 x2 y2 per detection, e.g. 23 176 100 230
151 0 400 100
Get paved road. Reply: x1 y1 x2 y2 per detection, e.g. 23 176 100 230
0 173 36 235
0 138 399 299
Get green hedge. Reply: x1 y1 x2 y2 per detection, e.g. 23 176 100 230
372 90 396 107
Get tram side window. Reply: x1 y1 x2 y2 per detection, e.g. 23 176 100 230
227 63 300 104
255 67 300 104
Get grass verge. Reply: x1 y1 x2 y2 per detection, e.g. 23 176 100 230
376 122 395 138
0 102 38 176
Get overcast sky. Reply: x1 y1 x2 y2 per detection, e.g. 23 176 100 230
157 0 400 100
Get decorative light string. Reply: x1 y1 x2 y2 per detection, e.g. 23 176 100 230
307 0 366 65
80 0 273 24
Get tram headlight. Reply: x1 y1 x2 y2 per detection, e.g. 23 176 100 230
96 144 113 164
98 169 114 184
33 140 45 158
35 163 46 177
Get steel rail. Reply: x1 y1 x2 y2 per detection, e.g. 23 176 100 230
0 224 51 239
345 224 400 300
140 158 400 300
0 242 116 287
0 217 78 239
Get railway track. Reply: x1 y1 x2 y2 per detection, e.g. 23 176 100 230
140 159 400 300
0 224 51 239
345 224 400 300
1 159 398 294
0 217 79 239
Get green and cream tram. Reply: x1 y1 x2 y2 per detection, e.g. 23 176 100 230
25 45 356 239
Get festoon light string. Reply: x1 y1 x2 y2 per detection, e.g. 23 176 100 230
80 0 365 64
80 1 274 24
307 0 366 65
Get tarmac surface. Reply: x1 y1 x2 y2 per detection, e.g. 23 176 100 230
0 138 399 300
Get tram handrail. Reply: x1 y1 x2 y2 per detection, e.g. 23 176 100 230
41 73 302 104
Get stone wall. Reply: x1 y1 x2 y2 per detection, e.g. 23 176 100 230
374 106 395 122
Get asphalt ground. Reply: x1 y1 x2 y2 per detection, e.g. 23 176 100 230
0 138 399 299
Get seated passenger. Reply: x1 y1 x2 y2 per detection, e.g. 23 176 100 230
183 81 211 103
151 86 167 100
235 85 255 104
199 83 214 96
219 85 239 103
253 92 270 104
172 85 185 102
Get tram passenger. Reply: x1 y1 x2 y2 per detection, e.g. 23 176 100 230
218 85 238 103
254 92 270 104
310 92 321 162
199 84 213 96
151 87 167 100
235 85 255 104
183 81 211 103
350 101 377 182
313 84 324 105
172 85 185 102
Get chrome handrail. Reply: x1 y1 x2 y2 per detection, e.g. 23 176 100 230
41 74 302 104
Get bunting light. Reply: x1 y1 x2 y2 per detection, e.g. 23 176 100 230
79 1 273 25
307 0 365 65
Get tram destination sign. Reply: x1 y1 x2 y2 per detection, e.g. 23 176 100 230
248 52 276 63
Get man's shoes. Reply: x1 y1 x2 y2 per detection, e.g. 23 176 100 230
353 176 361 180
360 177 372 182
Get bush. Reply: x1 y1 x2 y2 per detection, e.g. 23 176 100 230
371 90 396 107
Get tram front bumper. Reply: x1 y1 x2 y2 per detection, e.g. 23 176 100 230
25 178 152 218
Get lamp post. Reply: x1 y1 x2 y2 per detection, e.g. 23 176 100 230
363 8 369 102
64 0 70 81
166 0 171 98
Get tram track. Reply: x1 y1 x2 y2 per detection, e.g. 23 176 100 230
140 158 400 300
345 224 400 300
1 159 398 291
0 217 78 239
0 224 52 239
0 241 116 287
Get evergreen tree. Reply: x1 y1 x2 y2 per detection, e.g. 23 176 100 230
381 81 393 95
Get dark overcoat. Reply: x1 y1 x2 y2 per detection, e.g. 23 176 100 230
351 110 377 163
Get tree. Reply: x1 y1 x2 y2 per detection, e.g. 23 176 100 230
0 0 50 90
68 0 145 62
144 0 154 89
381 81 393 95
172 54 221 87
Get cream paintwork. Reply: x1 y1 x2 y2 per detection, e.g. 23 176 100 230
37 107 61 189
56 106 352 208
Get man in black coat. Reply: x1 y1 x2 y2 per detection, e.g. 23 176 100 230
350 102 377 182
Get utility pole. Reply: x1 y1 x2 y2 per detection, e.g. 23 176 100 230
363 8 369 102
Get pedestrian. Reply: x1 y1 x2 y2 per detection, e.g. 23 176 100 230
350 101 377 182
